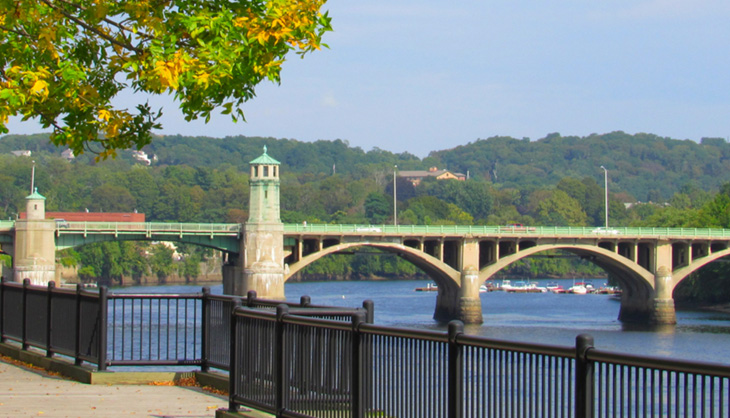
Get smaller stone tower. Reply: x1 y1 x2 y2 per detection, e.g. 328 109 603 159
13 188 57 285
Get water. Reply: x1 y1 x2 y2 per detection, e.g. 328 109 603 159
114 278 730 365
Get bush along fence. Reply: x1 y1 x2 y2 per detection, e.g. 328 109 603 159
3 278 730 417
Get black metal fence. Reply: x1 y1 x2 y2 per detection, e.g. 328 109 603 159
0 278 108 369
228 304 730 418
0 279 371 373
4 279 730 417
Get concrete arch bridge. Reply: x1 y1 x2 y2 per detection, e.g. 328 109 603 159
3 220 730 325
283 224 730 325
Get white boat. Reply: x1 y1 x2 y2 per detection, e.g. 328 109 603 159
479 284 488 293
568 282 588 294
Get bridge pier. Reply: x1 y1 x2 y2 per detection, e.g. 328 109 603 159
434 267 483 324
617 266 676 325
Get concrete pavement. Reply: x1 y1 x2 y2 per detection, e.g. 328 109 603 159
0 358 226 418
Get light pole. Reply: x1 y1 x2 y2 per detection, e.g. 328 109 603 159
393 165 397 226
600 165 608 228
30 160 36 193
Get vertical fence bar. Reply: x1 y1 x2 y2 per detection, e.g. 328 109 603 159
351 311 366 418
74 284 82 365
201 287 210 373
275 304 289 416
228 298 242 413
448 320 464 418
22 279 29 350
576 334 595 418
97 286 108 371
46 281 55 357
0 277 4 343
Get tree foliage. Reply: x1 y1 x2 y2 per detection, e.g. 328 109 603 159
0 0 331 158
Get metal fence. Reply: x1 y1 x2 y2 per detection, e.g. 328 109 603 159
0 278 108 369
0 280 371 373
4 280 730 417
228 305 730 418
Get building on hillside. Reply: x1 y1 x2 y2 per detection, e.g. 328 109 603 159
398 167 466 186
61 149 75 160
11 150 31 157
131 150 157 165
18 212 146 222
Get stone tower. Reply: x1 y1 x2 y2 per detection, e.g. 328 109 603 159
13 188 56 285
223 146 286 299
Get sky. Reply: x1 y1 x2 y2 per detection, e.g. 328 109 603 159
6 1 730 157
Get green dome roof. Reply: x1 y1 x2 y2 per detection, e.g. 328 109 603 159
250 145 280 165
26 188 46 200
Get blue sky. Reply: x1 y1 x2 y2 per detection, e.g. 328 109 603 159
7 1 730 157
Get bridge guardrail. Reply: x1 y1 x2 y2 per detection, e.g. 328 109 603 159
283 223 730 238
56 222 241 234
0 220 14 229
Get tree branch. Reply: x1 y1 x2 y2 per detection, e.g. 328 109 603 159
39 0 145 54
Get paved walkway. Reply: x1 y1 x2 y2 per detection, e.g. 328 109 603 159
0 358 226 418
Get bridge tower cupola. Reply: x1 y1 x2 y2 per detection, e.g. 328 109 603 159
248 145 281 224
25 187 46 220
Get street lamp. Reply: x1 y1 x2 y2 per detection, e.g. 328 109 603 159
393 165 398 226
30 160 36 193
600 165 608 228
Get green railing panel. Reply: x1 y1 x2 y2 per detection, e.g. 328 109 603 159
281 223 730 238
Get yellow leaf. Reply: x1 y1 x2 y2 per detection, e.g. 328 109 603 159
30 79 49 97
98 109 112 122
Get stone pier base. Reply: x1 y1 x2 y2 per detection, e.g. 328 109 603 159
651 298 677 325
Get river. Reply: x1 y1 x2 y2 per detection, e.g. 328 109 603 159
115 278 730 365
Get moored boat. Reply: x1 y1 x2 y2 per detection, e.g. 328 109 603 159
415 283 438 292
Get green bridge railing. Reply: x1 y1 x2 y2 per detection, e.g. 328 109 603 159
283 223 730 238
5 220 730 239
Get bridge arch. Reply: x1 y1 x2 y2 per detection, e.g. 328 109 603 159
671 247 730 289
479 243 655 289
479 243 666 323
285 241 461 288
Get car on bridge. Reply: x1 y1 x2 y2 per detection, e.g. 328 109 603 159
499 223 536 232
55 219 69 228
592 227 620 235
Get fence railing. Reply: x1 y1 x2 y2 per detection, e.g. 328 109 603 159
4 280 730 417
0 280 371 373
229 304 730 418
0 278 108 370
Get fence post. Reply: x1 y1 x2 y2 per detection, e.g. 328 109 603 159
351 311 366 418
246 290 257 307
448 320 464 418
74 284 82 366
276 304 290 416
22 279 29 350
300 295 311 307
0 277 4 343
97 286 108 371
575 334 595 418
201 287 211 373
228 298 242 412
362 299 374 324
46 281 55 357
